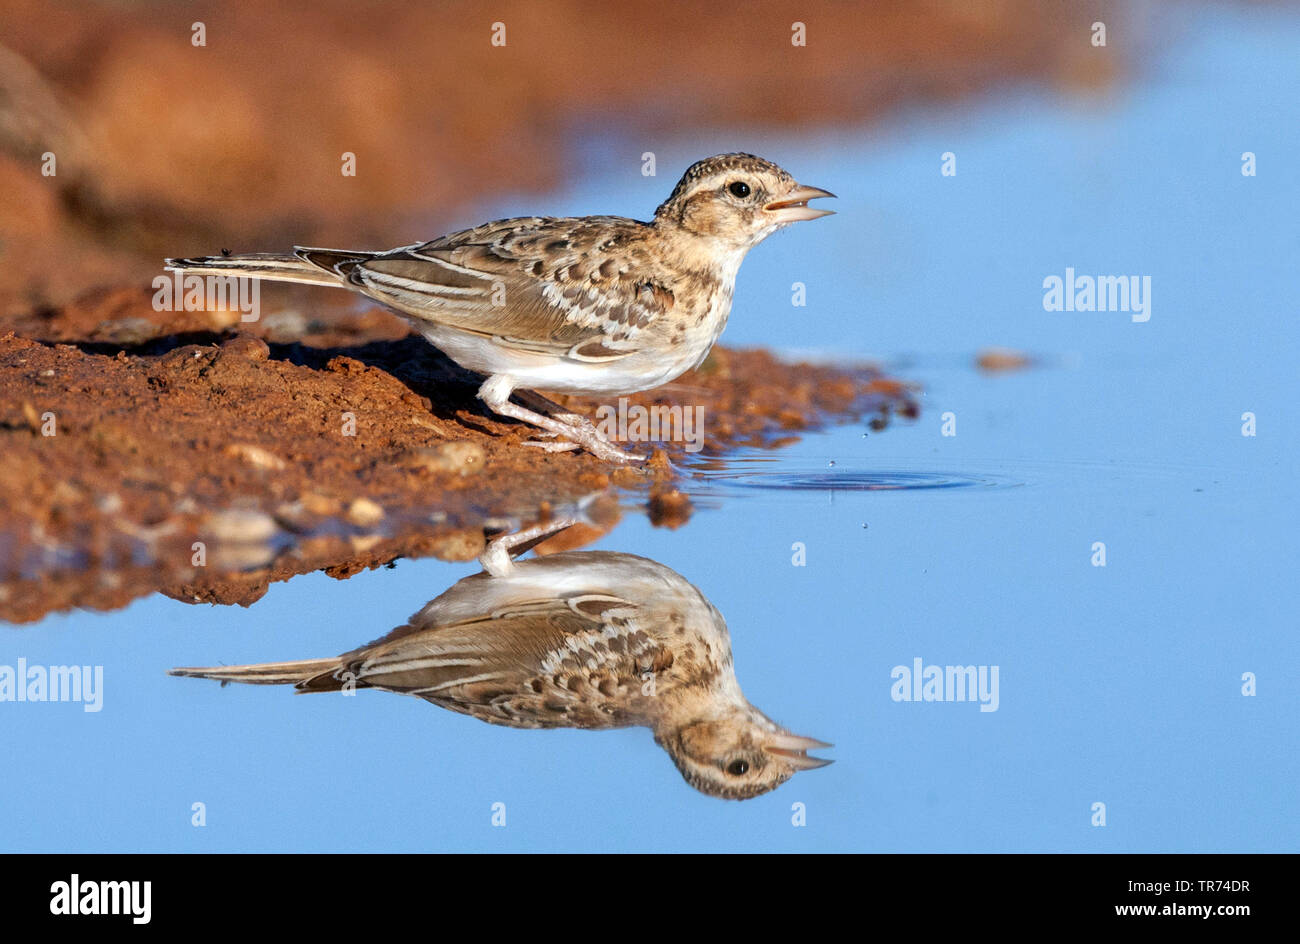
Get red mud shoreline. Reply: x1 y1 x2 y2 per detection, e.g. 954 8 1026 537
0 287 918 624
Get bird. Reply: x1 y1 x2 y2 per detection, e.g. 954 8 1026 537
169 536 832 800
165 153 834 462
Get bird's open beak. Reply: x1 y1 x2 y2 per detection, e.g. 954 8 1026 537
764 185 836 223
765 732 834 769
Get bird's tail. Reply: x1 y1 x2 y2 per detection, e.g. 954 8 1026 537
169 657 342 689
164 247 378 288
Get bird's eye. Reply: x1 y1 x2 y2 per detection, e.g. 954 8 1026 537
726 759 750 776
727 181 752 199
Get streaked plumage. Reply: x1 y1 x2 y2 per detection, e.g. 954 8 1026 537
170 549 831 800
166 154 834 462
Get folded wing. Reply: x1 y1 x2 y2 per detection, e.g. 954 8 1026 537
331 217 675 362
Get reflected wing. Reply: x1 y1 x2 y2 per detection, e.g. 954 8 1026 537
305 593 667 728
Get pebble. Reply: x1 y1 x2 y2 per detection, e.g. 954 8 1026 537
345 497 385 526
407 441 485 476
206 509 279 543
218 335 270 362
224 443 287 470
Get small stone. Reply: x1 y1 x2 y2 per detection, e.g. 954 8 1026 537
300 493 341 516
345 497 385 526
427 528 486 561
97 317 158 345
218 335 270 362
408 441 485 476
648 488 692 529
206 509 278 543
975 347 1032 373
224 443 286 470
202 308 243 331
96 493 124 514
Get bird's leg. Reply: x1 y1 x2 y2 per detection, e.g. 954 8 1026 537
479 515 581 577
478 375 644 463
515 389 597 431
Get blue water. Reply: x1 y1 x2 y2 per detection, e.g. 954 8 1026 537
4 4 1297 851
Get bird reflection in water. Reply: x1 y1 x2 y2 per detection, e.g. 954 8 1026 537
170 517 831 799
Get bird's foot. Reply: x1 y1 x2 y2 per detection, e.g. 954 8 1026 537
480 381 646 464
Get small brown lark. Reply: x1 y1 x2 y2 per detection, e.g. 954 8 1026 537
170 526 831 800
166 153 834 462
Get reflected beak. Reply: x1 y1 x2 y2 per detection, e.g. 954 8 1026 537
765 732 834 770
764 185 836 223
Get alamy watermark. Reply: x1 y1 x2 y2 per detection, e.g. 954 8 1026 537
0 658 103 712
890 657 999 712
50 875 150 924
595 398 705 453
153 271 260 321
1042 267 1150 323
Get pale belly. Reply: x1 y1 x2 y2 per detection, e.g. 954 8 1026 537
411 311 730 396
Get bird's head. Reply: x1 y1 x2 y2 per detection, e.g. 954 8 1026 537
654 153 835 252
658 708 832 800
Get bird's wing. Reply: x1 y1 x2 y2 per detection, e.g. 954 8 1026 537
325 593 666 728
339 217 676 361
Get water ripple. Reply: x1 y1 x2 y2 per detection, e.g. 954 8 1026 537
696 467 1020 493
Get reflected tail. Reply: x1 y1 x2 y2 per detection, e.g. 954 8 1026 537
169 657 338 687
